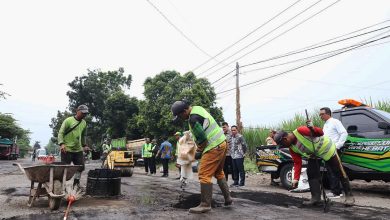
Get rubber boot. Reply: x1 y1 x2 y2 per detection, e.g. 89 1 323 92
303 178 321 206
189 183 212 214
340 177 355 206
217 179 233 206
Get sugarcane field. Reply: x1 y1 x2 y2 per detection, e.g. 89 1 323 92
1 1 390 220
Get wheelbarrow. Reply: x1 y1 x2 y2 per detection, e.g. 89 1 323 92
14 162 82 210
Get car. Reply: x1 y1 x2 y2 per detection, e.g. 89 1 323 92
36 149 47 160
257 99 390 190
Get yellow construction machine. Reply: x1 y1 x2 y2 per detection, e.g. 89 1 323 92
102 137 134 177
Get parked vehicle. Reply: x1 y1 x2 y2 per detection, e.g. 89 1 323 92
36 149 48 160
257 99 390 190
0 138 19 160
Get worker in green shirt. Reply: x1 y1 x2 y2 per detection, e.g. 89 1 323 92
58 104 90 189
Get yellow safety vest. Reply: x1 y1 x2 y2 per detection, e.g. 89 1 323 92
291 129 336 161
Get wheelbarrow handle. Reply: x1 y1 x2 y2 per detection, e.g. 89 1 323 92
13 163 26 175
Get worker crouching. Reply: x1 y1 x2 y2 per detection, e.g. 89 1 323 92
274 126 355 207
171 100 233 214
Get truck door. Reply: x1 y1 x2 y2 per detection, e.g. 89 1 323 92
340 110 390 139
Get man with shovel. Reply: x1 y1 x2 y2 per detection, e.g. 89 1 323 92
171 100 232 214
273 124 355 207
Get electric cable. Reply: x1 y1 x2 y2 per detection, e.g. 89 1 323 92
192 0 302 73
201 0 341 77
146 0 219 62
216 34 390 94
197 0 324 77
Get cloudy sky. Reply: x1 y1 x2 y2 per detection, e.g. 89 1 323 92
1 0 390 145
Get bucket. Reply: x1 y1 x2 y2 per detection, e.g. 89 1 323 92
86 169 121 197
91 151 101 160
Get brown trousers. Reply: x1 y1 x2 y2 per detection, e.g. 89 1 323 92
198 141 227 184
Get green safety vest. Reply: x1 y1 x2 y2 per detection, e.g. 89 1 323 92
291 129 336 161
102 144 111 153
189 106 226 154
142 143 153 158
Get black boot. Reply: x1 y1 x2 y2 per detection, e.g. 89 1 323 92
217 179 233 206
303 178 321 206
189 183 212 213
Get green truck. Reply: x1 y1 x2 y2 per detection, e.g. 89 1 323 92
256 99 390 189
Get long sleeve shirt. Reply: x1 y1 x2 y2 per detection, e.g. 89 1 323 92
290 126 324 181
230 133 247 159
323 117 348 150
159 141 173 159
58 116 87 152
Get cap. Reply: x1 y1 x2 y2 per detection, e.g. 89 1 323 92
174 131 182 136
171 100 189 123
77 105 89 114
273 130 288 145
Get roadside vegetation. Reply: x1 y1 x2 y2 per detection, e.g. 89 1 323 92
242 100 390 172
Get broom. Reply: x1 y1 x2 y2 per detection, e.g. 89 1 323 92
63 185 82 220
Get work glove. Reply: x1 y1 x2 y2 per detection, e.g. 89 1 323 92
306 120 313 128
195 152 202 160
291 179 298 189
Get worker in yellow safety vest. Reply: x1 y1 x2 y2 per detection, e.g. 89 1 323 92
142 138 153 175
171 100 232 214
274 124 355 207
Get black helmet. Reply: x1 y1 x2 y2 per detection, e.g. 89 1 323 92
274 130 288 146
171 100 189 123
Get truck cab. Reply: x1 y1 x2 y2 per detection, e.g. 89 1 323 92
257 99 390 189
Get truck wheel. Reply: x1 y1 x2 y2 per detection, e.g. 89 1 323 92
280 163 293 190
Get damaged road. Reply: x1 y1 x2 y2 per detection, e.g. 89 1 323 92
1 158 389 220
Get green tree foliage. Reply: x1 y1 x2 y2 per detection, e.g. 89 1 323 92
49 110 72 143
103 91 140 139
45 139 59 155
50 68 139 146
0 84 10 100
138 71 223 138
0 113 31 157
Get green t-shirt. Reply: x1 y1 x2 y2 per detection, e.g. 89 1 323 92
58 116 87 152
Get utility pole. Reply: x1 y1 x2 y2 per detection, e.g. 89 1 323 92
235 62 243 133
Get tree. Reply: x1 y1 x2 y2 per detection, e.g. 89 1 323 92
0 113 31 157
46 139 59 155
103 91 140 139
138 71 223 138
50 68 138 146
0 84 10 101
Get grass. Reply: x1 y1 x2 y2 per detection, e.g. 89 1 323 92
244 157 259 173
242 109 323 159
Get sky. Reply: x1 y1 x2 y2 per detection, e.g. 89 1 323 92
1 0 390 145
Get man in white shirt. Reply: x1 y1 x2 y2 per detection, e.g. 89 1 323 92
320 107 348 198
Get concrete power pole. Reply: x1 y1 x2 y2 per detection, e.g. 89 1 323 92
235 62 243 133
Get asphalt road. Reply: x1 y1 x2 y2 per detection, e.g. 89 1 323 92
1 158 389 220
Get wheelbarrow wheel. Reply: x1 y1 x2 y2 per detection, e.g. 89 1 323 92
48 180 62 210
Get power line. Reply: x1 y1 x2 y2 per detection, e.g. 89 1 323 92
241 28 390 74
200 0 340 78
199 0 324 77
192 0 302 73
210 20 390 85
241 24 390 68
211 69 235 85
146 0 218 62
216 34 390 94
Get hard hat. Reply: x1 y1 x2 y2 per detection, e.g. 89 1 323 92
273 130 288 146
171 100 189 122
